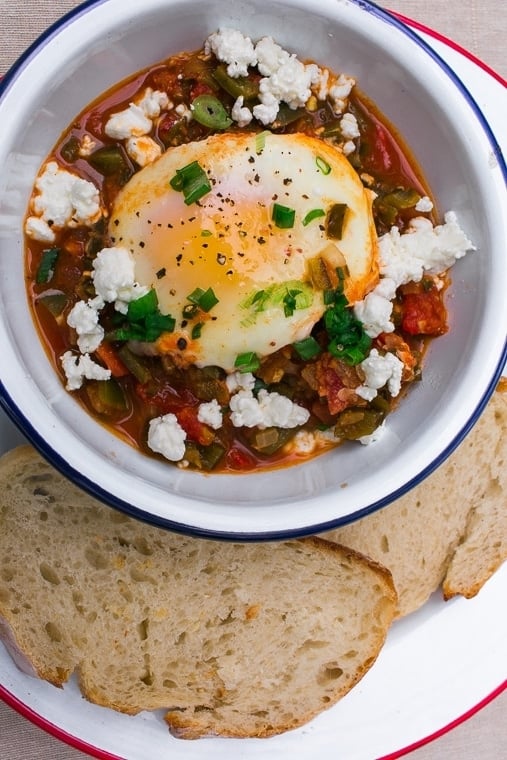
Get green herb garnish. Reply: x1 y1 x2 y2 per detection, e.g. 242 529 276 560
293 336 322 360
272 203 296 229
36 248 60 284
316 156 331 175
186 286 219 313
170 160 212 205
107 288 175 343
324 292 371 365
234 351 260 373
302 208 326 227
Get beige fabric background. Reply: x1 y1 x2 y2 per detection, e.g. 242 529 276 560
0 1 505 758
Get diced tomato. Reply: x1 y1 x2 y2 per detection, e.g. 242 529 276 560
225 444 258 471
190 81 216 99
176 406 215 446
401 290 448 336
135 381 196 414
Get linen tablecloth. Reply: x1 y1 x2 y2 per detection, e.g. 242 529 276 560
0 1 505 758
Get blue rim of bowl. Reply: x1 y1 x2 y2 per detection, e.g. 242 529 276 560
0 0 506 541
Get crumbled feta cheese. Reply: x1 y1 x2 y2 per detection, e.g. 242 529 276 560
356 349 403 401
174 103 192 121
290 429 318 455
415 195 434 213
226 371 256 394
379 211 476 287
340 112 360 140
66 300 104 354
258 56 320 111
78 135 97 157
136 88 171 118
353 277 397 338
27 161 101 233
60 351 111 391
231 95 253 127
125 135 162 167
358 420 385 445
328 73 355 114
92 246 149 313
254 36 290 76
252 92 280 125
204 28 257 77
197 399 223 430
342 140 356 156
25 215 56 243
229 388 310 429
147 414 187 462
105 104 153 140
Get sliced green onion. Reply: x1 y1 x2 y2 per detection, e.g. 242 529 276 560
127 289 158 321
169 160 211 205
36 248 60 284
326 203 348 240
272 203 295 229
316 156 331 175
191 94 232 130
255 130 271 154
234 351 260 373
302 208 325 227
293 336 322 360
191 322 204 339
143 312 176 342
201 229 212 237
324 291 371 366
186 286 219 312
283 288 303 317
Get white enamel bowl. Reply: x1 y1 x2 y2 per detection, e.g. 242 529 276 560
0 0 506 539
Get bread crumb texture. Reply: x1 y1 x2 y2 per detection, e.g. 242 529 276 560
322 379 507 617
0 445 396 739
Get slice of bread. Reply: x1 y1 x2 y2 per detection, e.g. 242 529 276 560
322 379 507 617
0 445 396 739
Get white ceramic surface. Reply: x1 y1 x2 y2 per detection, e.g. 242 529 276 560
0 0 506 538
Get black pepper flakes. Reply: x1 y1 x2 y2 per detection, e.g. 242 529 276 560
156 267 166 279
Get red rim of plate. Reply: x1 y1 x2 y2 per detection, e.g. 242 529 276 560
0 11 506 760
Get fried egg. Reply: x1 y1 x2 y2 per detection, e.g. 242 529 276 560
110 132 378 370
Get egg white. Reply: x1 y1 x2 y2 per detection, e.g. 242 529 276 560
110 131 378 370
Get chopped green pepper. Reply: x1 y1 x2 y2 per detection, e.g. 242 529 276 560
36 248 60 284
326 203 348 240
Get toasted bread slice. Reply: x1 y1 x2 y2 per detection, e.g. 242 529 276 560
0 445 396 738
323 379 507 617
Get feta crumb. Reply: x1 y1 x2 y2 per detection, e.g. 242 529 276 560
252 92 280 125
342 140 356 156
197 399 223 430
415 195 434 213
136 88 171 118
60 351 111 391
204 28 257 77
105 104 153 140
25 215 56 243
231 95 253 127
254 36 290 76
358 420 386 445
78 135 97 157
340 112 360 139
92 246 149 313
229 388 310 429
353 277 397 338
27 161 101 234
175 103 192 121
66 300 104 354
290 429 318 455
226 371 256 394
328 73 355 115
356 349 403 401
258 55 319 111
125 135 162 167
379 211 476 287
147 414 187 462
